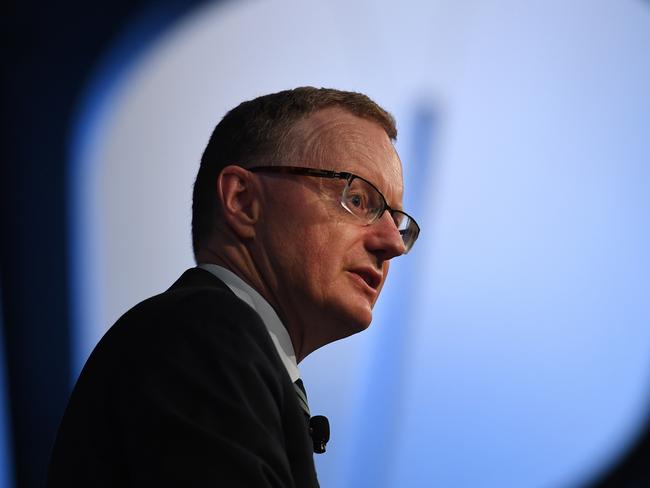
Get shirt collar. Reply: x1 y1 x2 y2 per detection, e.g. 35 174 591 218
197 263 300 382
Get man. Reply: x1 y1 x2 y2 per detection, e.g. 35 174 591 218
47 87 420 487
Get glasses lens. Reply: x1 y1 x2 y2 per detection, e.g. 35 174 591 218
341 177 420 253
393 211 420 253
341 177 384 221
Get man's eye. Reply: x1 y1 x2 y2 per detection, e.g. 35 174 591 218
349 194 365 208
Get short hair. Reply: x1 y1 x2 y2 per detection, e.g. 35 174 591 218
191 86 397 258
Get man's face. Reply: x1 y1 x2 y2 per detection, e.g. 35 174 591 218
253 107 405 357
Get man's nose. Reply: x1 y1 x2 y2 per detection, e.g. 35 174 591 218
365 210 406 260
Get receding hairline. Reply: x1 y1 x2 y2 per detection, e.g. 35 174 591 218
279 106 399 167
240 95 397 168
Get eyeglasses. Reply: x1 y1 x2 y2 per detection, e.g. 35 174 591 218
248 165 420 254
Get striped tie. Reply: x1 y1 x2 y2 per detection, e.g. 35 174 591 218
293 378 311 421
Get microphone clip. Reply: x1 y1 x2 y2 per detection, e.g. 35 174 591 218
309 415 330 454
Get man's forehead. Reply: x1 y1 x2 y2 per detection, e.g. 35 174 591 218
292 107 387 150
289 107 404 204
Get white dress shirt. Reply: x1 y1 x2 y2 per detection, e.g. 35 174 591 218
197 263 300 383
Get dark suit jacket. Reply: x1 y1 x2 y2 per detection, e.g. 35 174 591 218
47 268 319 487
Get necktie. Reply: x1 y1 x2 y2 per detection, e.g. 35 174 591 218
293 378 311 421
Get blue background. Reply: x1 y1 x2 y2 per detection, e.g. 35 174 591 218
2 1 650 487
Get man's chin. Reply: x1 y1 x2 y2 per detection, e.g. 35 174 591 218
305 309 371 355
333 306 373 339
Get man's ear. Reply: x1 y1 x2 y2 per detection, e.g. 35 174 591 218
217 165 260 239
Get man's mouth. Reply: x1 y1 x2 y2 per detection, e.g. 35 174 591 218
348 267 382 291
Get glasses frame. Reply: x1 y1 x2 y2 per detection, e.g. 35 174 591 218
247 165 420 253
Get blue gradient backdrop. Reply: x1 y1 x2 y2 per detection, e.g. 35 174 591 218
10 1 643 487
